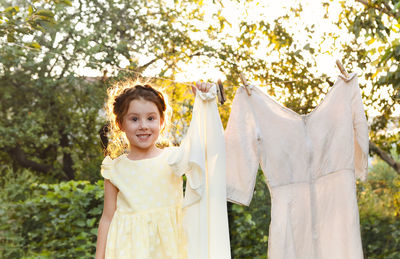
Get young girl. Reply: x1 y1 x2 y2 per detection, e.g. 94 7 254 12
95 80 212 259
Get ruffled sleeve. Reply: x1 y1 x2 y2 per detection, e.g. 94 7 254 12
100 156 114 180
351 76 369 181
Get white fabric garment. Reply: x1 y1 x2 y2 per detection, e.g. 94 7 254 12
225 73 368 259
168 85 231 259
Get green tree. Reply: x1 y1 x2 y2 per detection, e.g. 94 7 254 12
0 0 213 180
331 0 400 173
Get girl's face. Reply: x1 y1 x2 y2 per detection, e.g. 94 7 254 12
121 98 163 153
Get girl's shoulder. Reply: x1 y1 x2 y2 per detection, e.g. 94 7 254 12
101 154 125 166
101 155 114 168
100 155 116 180
100 154 126 173
100 153 133 180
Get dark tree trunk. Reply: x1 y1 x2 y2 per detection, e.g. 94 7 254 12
59 132 74 180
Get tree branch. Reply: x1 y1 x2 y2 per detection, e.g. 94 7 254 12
356 0 399 19
369 140 400 174
11 146 52 174
137 57 160 72
57 54 72 80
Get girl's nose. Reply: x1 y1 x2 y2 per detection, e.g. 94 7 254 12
138 119 148 129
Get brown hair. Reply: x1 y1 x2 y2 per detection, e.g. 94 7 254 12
104 79 170 158
113 84 167 129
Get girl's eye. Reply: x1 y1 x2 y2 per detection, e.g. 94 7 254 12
131 117 138 121
148 116 154 121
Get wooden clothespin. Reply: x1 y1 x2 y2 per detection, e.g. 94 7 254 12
336 60 350 78
240 72 252 96
216 79 226 105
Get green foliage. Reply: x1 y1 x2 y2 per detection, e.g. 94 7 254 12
333 0 400 158
0 167 104 258
0 0 72 45
0 167 40 258
357 156 400 258
358 181 400 258
229 170 270 258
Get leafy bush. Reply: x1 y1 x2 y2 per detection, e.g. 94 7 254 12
0 167 39 258
229 170 270 259
0 167 104 259
1 155 399 259
358 157 400 259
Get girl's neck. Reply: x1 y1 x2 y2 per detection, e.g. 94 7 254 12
126 145 163 161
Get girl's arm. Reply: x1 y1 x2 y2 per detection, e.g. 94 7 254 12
95 179 118 259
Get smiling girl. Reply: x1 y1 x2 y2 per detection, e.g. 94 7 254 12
95 81 211 259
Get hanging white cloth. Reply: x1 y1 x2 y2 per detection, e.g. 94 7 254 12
168 84 231 259
225 73 368 259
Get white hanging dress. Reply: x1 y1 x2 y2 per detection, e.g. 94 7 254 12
169 85 232 259
225 73 368 259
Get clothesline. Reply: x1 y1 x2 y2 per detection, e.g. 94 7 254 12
4 42 332 90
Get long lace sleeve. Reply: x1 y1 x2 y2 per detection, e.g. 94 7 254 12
351 77 369 181
224 87 261 206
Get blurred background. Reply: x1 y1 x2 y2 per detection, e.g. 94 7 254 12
0 0 399 258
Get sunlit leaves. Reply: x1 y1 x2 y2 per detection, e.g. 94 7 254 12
0 0 71 46
325 0 400 167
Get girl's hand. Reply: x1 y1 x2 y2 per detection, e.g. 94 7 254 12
192 81 213 95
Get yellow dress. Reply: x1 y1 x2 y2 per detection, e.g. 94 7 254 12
100 147 187 259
